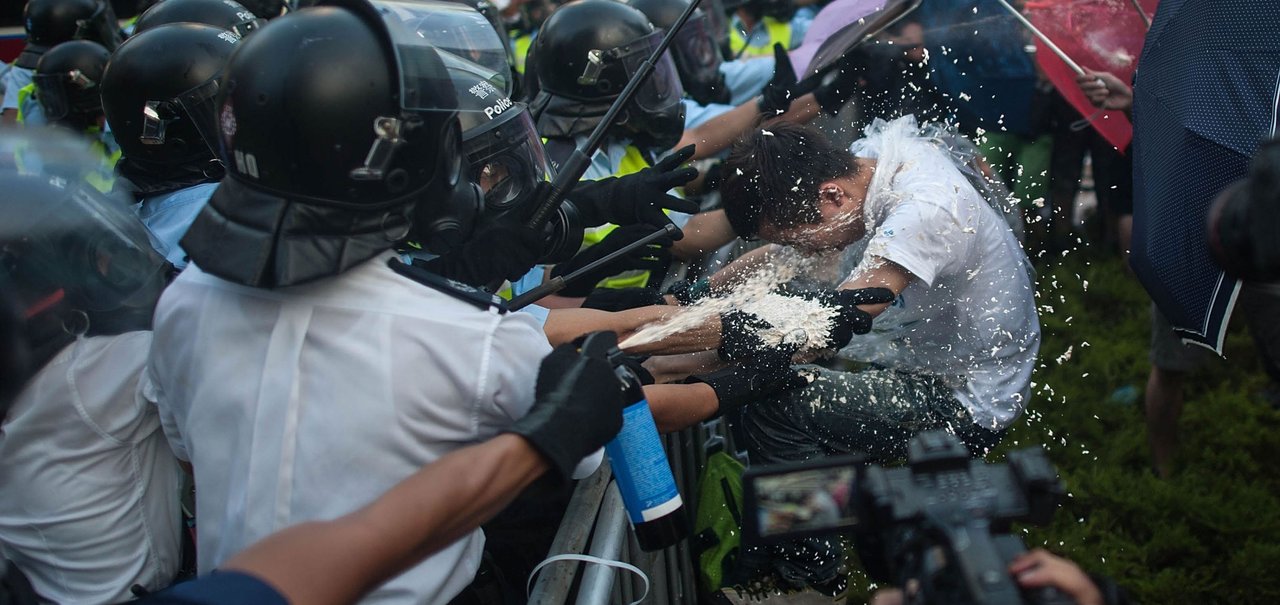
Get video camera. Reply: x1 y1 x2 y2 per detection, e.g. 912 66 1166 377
742 431 1071 605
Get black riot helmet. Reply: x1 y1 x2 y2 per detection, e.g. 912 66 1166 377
18 0 122 69
32 40 110 130
134 0 266 37
180 0 512 288
101 23 238 184
626 0 728 105
236 0 286 17
0 131 172 399
530 0 686 154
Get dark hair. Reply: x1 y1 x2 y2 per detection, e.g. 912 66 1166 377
720 122 858 238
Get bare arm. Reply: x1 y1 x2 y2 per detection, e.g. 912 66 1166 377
839 257 914 317
644 382 720 433
706 244 780 291
543 306 722 354
678 93 822 161
222 434 548 605
670 209 739 260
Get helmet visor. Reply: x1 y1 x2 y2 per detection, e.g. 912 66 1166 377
143 76 224 161
463 105 552 210
591 29 684 114
57 186 170 312
672 12 722 76
371 0 515 108
32 70 102 122
669 11 726 104
32 73 72 122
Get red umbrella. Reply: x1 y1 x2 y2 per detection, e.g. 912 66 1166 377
1021 0 1158 151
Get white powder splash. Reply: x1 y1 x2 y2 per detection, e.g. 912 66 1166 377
619 250 837 354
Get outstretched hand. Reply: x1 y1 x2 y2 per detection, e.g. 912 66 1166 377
569 145 700 230
758 43 799 115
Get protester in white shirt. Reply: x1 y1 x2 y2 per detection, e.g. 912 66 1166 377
717 116 1040 464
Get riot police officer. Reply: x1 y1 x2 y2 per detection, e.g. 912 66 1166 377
101 22 240 268
144 2 618 603
2 0 122 125
0 131 183 603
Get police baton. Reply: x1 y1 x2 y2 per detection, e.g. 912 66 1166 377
508 223 678 311
521 0 706 234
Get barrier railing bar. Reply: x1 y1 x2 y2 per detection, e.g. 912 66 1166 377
529 463 613 603
575 483 627 605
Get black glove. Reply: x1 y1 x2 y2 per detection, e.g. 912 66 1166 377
758 44 798 115
506 335 625 480
568 146 700 230
420 223 544 287
793 287 897 349
717 310 775 362
665 277 712 305
582 287 668 311
685 358 808 414
810 53 866 115
550 225 675 297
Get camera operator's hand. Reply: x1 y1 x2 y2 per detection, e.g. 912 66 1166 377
1010 549 1105 605
420 223 544 287
568 146 700 230
505 334 625 480
582 287 668 312
758 43 798 115
786 287 897 349
550 225 675 297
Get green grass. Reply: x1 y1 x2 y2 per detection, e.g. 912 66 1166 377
992 254 1280 604
830 253 1280 604
733 252 1280 604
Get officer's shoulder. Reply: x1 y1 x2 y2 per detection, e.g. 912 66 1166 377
386 257 508 313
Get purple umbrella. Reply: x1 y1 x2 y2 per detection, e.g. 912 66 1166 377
790 0 920 77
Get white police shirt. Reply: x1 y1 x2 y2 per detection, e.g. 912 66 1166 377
0 333 184 603
144 251 599 605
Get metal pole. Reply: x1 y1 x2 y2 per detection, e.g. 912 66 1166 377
992 0 1086 76
576 483 628 605
1128 0 1152 29
530 464 613 603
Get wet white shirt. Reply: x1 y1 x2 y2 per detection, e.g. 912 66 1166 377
0 333 183 603
145 251 597 604
841 119 1040 430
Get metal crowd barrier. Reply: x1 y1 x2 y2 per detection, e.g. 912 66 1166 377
529 420 743 604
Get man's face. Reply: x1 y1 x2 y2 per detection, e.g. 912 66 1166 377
755 172 872 254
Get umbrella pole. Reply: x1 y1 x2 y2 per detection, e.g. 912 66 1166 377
992 0 1086 77
1128 0 1153 28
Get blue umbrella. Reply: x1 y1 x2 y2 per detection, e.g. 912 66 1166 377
1131 0 1280 353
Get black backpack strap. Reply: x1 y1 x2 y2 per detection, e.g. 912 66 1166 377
387 258 508 313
